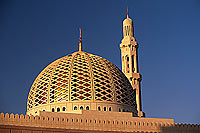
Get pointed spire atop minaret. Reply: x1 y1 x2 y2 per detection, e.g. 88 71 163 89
123 7 134 37
79 28 82 52
127 6 129 18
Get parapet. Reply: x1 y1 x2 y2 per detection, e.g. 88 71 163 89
0 111 199 133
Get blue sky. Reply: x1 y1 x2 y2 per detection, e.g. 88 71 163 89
0 0 200 124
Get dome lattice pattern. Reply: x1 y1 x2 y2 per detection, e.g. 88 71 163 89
27 51 136 111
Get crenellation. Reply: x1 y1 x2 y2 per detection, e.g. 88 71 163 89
5 113 9 119
10 113 14 120
0 110 183 132
15 114 19 119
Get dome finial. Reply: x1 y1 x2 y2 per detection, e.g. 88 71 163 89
127 6 129 18
79 28 82 52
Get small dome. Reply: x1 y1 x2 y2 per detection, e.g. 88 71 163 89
123 17 133 25
27 51 137 115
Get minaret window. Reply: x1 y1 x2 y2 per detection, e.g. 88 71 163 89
132 55 134 72
127 56 129 61
126 26 127 36
126 26 129 36
125 26 128 36
128 26 129 35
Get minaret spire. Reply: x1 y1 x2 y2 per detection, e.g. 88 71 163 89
123 7 134 37
79 28 82 52
127 6 129 18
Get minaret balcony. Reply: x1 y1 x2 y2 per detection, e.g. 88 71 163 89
126 73 142 80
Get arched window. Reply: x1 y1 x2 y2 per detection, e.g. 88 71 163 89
124 26 127 36
118 108 121 112
126 26 128 36
98 106 101 111
132 55 134 72
123 109 125 112
128 26 130 36
57 108 60 112
52 108 55 112
86 106 89 110
104 107 106 111
109 107 112 111
62 107 66 111
74 106 77 110
127 56 129 61
80 106 83 110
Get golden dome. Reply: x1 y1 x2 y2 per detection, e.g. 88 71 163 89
27 51 137 115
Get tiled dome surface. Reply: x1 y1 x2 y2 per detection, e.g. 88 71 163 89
27 51 136 111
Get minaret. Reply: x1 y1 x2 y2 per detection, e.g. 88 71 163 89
120 8 145 117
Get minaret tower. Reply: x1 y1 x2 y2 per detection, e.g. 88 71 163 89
120 8 145 117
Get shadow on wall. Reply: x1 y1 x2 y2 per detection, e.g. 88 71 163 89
160 124 200 133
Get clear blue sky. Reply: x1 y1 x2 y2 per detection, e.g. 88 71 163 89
0 0 200 124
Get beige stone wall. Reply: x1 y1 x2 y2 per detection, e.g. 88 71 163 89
0 111 199 132
0 110 174 132
161 124 200 133
0 125 131 133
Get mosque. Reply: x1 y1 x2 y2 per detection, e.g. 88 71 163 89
0 10 199 133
